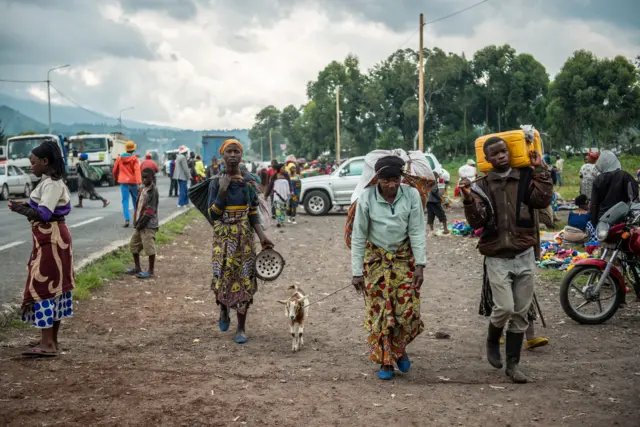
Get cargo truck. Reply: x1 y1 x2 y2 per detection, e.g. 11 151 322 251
67 133 127 186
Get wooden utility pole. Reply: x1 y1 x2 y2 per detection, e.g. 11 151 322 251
418 13 425 152
269 128 273 160
336 86 341 164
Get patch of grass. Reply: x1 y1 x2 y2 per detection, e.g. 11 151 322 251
73 209 200 301
538 268 564 282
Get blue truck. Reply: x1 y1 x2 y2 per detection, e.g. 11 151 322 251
201 135 235 162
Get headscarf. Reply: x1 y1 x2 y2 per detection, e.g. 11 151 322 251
32 139 65 179
219 139 243 155
79 153 88 161
285 154 296 165
466 159 476 166
595 150 621 174
285 162 297 177
375 156 405 179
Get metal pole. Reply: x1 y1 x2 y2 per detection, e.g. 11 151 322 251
47 64 70 134
118 107 134 136
336 86 341 165
418 13 424 152
260 137 264 162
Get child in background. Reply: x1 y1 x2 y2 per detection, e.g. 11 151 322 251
427 174 450 234
270 164 291 228
126 168 160 278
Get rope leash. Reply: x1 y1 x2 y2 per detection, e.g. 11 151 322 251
305 284 353 308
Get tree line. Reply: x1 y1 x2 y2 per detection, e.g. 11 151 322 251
249 45 640 161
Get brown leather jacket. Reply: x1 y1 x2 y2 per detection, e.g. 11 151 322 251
464 167 553 258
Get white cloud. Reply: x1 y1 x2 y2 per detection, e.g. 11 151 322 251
2 0 638 129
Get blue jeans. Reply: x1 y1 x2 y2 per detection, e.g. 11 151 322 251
178 180 189 207
120 183 138 222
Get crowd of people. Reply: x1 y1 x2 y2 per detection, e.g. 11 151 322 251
6 135 638 388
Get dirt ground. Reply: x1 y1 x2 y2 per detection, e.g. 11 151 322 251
1 209 639 426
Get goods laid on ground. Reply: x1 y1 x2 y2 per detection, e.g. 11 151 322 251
475 125 543 173
448 219 474 236
537 241 599 271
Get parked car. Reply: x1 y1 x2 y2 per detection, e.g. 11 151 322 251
0 163 32 200
424 153 449 190
300 156 365 215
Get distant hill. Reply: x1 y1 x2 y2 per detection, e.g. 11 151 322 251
0 105 47 135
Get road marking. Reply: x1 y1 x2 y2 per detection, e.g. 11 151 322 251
70 217 104 229
0 241 26 252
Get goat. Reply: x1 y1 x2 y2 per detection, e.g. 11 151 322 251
278 285 309 352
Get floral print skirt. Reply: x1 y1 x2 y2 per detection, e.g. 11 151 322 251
363 240 424 366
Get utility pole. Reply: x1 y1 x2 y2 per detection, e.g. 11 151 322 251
418 13 425 152
269 128 273 160
119 107 134 136
260 137 264 162
335 85 341 165
47 64 70 134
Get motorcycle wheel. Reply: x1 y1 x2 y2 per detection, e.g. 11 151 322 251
560 265 623 325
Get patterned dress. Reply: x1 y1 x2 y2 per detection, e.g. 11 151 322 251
207 174 260 314
363 240 424 365
288 175 302 218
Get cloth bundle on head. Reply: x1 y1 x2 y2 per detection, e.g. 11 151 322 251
467 159 476 166
596 150 621 174
375 156 406 179
285 154 296 164
587 152 600 162
32 139 66 179
125 141 136 152
219 139 243 155
79 153 88 161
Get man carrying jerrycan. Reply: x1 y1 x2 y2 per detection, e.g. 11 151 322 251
459 136 553 383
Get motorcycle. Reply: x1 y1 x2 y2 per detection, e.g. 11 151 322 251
560 201 640 324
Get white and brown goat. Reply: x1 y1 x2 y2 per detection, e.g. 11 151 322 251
278 285 309 352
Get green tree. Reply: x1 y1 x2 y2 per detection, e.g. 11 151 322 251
248 105 283 160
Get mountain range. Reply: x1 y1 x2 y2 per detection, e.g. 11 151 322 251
0 93 251 154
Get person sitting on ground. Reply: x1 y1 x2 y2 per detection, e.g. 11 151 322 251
126 168 160 279
564 195 595 244
351 155 426 380
427 174 449 234
460 136 553 384
140 153 159 174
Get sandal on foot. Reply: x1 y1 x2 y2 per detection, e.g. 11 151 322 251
123 221 130 228
377 367 393 380
136 271 153 279
124 268 138 276
22 347 58 358
218 318 231 332
397 354 411 373
233 335 248 344
103 200 110 208
525 337 549 350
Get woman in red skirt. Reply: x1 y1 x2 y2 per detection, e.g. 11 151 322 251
8 139 74 357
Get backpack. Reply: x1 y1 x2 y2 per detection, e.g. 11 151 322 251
344 172 431 249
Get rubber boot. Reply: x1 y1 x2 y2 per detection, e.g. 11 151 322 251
487 322 503 369
505 331 528 384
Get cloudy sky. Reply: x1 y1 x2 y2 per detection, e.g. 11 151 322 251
0 0 638 130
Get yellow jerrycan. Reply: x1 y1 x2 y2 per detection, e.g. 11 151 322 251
475 128 543 173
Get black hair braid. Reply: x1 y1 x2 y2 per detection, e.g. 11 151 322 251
32 139 65 180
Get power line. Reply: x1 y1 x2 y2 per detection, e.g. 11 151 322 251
0 78 47 83
50 84 113 120
397 0 490 49
424 0 490 27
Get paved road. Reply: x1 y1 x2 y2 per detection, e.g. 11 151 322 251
0 176 184 305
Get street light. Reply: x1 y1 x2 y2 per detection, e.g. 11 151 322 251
47 64 70 134
118 107 134 135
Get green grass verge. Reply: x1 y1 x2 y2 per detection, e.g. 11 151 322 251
73 209 201 300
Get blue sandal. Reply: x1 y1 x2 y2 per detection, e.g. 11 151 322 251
136 271 153 279
377 367 393 380
233 334 248 344
397 354 411 373
218 318 231 332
